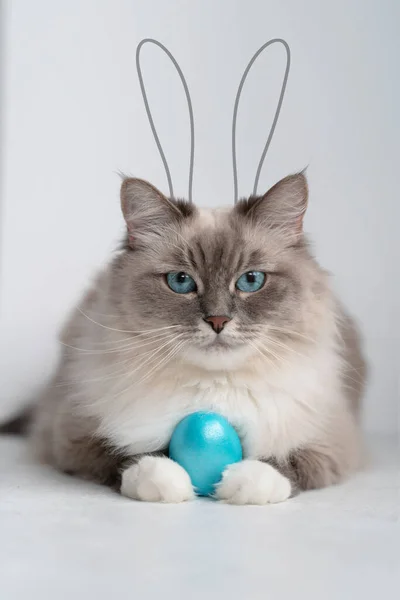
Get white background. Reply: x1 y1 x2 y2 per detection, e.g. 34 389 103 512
0 0 398 433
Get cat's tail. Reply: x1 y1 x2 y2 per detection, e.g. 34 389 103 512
0 405 33 436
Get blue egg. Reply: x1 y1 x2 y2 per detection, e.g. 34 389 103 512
169 412 243 496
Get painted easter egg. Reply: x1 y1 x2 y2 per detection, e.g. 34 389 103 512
169 412 243 496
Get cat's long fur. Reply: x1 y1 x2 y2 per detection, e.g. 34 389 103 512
3 173 366 504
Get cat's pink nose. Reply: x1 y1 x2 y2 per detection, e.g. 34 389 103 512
204 315 231 334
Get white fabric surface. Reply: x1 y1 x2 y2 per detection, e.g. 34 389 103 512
0 436 397 600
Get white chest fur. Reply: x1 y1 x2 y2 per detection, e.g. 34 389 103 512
91 348 342 461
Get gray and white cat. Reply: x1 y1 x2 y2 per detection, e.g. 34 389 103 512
3 172 366 504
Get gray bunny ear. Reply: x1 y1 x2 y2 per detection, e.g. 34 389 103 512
232 39 291 204
136 39 195 203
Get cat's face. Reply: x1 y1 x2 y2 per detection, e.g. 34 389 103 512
114 175 327 371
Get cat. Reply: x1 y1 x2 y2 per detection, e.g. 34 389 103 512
1 172 366 504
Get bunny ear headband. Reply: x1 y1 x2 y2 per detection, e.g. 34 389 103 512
136 38 291 205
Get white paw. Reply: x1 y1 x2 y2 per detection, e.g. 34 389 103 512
121 456 194 503
215 460 291 505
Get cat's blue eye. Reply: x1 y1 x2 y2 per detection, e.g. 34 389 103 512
166 272 197 294
236 271 266 293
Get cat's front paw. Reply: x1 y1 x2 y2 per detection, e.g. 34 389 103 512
121 456 194 503
215 460 291 505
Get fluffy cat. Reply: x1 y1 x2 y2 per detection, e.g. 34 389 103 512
2 173 366 504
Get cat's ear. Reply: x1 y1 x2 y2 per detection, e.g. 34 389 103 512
120 178 191 249
236 172 308 238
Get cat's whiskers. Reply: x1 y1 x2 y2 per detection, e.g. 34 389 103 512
340 368 365 386
53 358 134 388
260 328 364 379
252 341 288 366
64 339 186 397
61 329 181 356
109 334 185 401
109 340 187 408
137 339 188 385
341 381 361 393
247 341 280 372
77 307 183 335
86 325 184 347
76 307 128 319
249 324 317 344
256 335 311 362
54 333 184 387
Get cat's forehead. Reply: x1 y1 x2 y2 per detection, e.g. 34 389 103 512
173 206 278 273
190 206 278 247
195 207 231 229
186 206 238 250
